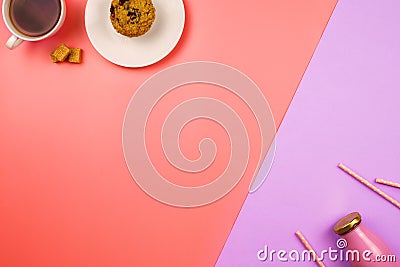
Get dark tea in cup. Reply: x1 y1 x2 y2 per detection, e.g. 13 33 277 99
9 0 61 37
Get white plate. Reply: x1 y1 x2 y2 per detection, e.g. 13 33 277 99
85 0 185 68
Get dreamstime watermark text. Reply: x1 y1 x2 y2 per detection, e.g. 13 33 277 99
257 239 397 263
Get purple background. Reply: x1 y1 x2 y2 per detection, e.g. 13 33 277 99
217 0 400 266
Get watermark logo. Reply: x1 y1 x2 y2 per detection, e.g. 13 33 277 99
257 239 397 263
122 62 276 207
336 238 347 249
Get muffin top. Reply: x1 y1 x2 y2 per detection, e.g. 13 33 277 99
110 0 156 37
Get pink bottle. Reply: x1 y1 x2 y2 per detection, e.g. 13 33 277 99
334 212 399 267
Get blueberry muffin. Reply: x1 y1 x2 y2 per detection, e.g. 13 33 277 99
110 0 156 37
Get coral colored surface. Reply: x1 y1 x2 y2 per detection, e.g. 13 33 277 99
0 0 336 266
218 1 400 266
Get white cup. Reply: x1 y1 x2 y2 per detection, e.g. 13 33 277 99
2 0 66 49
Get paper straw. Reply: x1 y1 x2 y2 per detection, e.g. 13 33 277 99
295 231 326 267
338 163 400 209
376 178 400 189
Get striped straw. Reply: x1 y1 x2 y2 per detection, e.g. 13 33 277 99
376 178 400 189
295 231 326 267
338 163 400 209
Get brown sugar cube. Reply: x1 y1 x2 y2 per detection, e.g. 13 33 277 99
50 44 70 62
67 48 82 63
50 52 58 63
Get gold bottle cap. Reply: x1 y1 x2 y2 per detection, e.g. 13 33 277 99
334 212 362 235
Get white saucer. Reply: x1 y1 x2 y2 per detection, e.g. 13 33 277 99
85 0 185 68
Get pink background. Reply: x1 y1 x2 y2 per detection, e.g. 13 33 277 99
0 0 336 266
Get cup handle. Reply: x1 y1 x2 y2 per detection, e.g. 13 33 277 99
6 35 24 49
